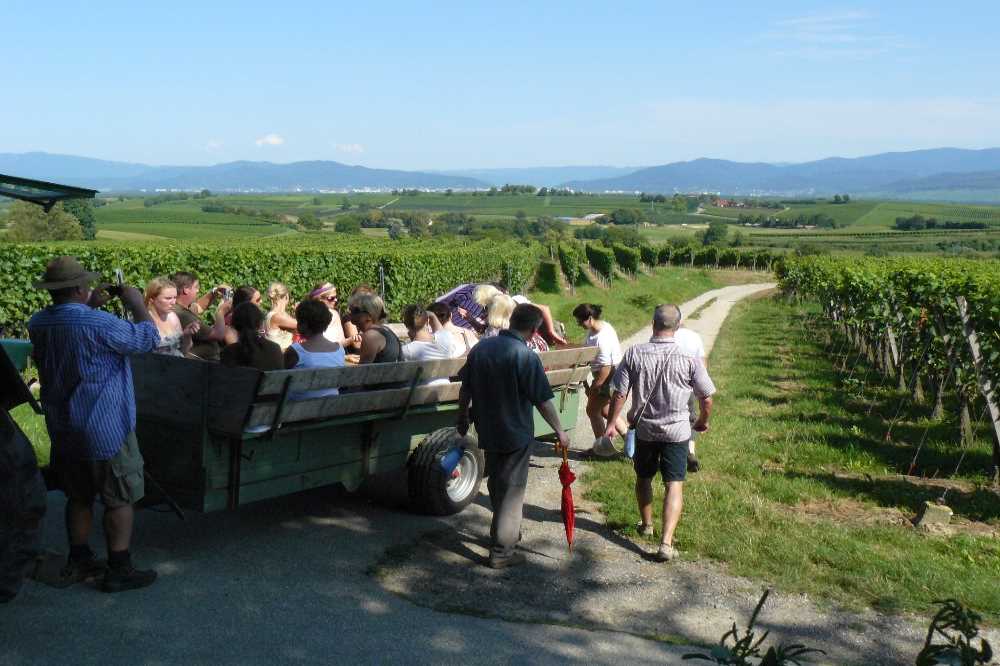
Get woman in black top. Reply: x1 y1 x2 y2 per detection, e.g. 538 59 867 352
221 303 284 371
347 291 402 364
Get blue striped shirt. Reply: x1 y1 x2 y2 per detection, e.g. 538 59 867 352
28 303 159 461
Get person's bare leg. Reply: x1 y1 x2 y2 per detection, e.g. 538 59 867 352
103 504 134 553
635 476 654 527
65 499 94 547
587 395 607 438
661 481 684 546
600 401 629 436
538 304 566 345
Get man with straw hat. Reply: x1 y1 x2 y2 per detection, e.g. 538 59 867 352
28 256 160 593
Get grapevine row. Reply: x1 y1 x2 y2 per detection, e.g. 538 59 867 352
778 255 1000 479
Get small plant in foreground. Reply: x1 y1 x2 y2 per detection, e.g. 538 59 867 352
682 589 824 665
916 599 993 666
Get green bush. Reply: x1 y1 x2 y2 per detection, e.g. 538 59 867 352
557 242 586 286
639 244 657 267
611 243 641 274
585 243 615 279
0 238 539 336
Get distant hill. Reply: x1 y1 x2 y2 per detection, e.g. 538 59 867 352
564 148 1000 196
435 166 641 187
0 152 488 191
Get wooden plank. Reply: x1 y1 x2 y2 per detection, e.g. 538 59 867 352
256 358 468 395
256 346 598 396
539 346 598 370
131 354 260 436
247 366 590 428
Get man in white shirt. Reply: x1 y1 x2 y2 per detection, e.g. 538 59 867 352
673 320 707 472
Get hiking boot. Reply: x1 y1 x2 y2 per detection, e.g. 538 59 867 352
101 565 157 593
687 453 701 473
487 551 526 570
51 557 107 588
636 522 655 537
654 543 679 562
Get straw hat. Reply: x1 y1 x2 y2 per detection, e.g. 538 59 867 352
32 256 100 290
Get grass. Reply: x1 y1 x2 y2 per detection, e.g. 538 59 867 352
527 263 727 344
585 295 1000 621
12 403 49 466
95 199 295 240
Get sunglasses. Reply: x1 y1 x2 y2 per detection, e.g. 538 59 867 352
322 295 338 303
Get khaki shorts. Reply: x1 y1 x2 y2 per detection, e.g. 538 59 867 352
53 433 145 508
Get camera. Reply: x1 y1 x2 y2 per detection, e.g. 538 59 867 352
221 287 233 301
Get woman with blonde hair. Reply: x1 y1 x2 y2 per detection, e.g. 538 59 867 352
145 276 199 356
264 281 297 351
481 293 515 337
434 283 498 334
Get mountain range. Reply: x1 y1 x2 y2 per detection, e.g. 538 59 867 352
0 153 487 191
564 148 1000 197
4 148 1000 200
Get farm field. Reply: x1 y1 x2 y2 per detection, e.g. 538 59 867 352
94 199 296 239
587 295 1000 621
855 200 1000 227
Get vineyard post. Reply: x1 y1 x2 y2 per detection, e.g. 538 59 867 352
956 296 1000 482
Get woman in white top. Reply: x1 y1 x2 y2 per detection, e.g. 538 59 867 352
308 282 349 345
573 303 628 446
428 302 477 357
284 299 346 400
264 281 297 351
401 304 455 386
145 277 198 357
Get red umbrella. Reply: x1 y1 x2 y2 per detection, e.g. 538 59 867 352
558 448 576 552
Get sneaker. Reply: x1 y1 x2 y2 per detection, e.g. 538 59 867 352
487 551 526 570
654 543 679 562
687 453 701 473
101 565 157 593
51 558 107 588
635 522 654 537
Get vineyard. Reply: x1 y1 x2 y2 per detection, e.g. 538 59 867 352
778 255 1000 481
0 237 537 337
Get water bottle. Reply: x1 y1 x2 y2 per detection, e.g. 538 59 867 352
624 429 636 459
440 446 465 475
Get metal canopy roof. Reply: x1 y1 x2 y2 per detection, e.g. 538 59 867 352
0 173 97 211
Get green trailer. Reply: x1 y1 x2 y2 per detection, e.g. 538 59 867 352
130 347 596 516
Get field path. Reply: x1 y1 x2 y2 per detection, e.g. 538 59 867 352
570 281 776 448
375 282 1000 666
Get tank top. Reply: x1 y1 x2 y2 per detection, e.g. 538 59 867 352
288 342 346 400
264 312 294 351
372 325 402 364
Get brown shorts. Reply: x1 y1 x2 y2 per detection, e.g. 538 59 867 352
53 433 145 508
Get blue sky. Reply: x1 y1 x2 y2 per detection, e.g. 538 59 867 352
3 1 999 169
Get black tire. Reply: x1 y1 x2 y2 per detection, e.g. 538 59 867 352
407 428 484 515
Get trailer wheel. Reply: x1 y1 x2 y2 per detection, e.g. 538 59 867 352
408 428 483 515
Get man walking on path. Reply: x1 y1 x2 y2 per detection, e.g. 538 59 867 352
457 304 571 569
29 256 160 592
674 320 708 472
605 305 715 562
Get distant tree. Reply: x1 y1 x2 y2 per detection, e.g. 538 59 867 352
607 208 646 225
515 210 527 223
537 187 549 197
487 187 497 197
701 220 729 246
671 194 687 214
201 189 212 198
730 229 744 247
833 194 843 204
842 194 850 203
311 196 322 206
339 197 351 211
387 222 404 240
334 217 361 234
4 201 84 241
62 198 97 240
445 189 453 196
298 212 323 230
